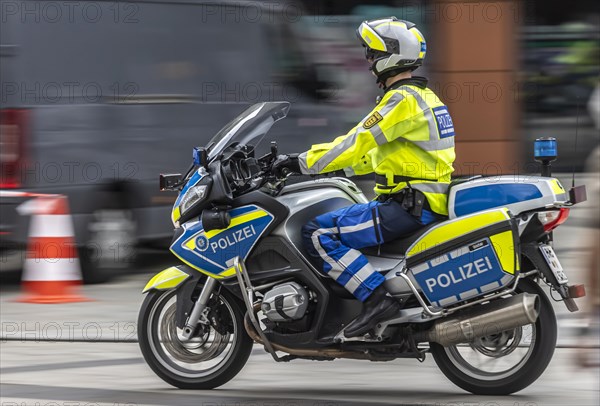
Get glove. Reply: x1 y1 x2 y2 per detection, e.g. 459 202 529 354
272 154 301 177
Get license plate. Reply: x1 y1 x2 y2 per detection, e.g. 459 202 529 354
539 244 568 284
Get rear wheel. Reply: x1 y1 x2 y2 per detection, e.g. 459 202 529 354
430 278 557 395
138 287 253 389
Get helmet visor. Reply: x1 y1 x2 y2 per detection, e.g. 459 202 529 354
364 46 389 63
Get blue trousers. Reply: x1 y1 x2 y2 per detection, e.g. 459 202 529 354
302 198 436 302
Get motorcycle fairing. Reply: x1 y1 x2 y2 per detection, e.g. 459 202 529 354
448 175 569 218
143 266 190 292
170 204 274 279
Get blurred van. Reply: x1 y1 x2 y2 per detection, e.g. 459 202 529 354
0 0 344 281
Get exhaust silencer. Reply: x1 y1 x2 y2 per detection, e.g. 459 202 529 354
420 293 540 347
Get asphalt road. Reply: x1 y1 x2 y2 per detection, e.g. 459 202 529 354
1 173 599 405
1 341 599 406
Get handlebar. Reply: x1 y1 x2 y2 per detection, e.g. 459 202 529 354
200 145 344 197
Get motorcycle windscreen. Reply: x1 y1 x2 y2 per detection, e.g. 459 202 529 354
405 207 519 308
207 101 290 162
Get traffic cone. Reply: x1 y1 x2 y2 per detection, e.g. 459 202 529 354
15 195 91 303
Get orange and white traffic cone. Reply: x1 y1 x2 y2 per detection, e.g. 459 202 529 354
15 194 91 303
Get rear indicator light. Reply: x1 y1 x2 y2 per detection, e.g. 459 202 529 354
538 208 570 232
568 284 586 299
0 109 27 188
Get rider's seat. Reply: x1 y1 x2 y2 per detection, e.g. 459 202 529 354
361 178 482 259
360 219 442 259
361 176 480 258
448 175 482 189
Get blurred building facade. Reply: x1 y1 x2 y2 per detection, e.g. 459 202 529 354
1 0 598 279
428 0 522 176
302 0 599 174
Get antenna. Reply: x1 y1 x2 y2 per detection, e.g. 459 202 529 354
567 97 587 205
572 98 580 189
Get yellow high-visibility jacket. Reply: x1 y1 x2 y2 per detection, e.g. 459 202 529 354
298 78 455 215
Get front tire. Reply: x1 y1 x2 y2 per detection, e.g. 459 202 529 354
138 287 253 389
430 278 557 395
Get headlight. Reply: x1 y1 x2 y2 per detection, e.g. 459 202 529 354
180 185 208 214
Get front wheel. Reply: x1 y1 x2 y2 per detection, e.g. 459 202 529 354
430 278 557 395
138 286 253 389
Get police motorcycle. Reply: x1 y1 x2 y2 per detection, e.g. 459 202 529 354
138 101 587 395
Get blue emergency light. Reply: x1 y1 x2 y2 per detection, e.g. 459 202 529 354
534 137 557 177
534 137 557 161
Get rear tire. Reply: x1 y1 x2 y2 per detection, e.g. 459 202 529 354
138 287 253 389
430 278 557 395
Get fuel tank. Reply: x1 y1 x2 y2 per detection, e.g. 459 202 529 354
272 178 368 256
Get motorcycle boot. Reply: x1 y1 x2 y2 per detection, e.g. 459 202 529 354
344 285 401 338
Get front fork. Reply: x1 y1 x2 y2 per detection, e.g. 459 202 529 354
178 257 281 361
181 276 219 340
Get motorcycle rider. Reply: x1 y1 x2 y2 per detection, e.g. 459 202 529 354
273 17 456 337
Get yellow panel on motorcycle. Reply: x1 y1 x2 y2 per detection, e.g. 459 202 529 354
406 208 519 308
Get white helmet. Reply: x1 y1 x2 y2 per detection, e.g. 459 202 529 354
356 17 426 84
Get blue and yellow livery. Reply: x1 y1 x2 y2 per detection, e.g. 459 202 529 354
170 204 274 279
406 208 519 308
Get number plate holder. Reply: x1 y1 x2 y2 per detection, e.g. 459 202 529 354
539 244 568 284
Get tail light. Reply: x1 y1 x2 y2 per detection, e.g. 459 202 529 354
538 208 570 232
0 109 28 188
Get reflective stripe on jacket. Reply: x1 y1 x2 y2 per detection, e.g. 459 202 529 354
298 81 456 215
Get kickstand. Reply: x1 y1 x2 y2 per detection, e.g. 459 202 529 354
408 332 427 362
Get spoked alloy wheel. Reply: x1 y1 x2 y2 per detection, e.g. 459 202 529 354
430 278 557 395
138 287 252 389
444 322 536 380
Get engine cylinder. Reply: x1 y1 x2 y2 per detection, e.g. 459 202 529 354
261 282 309 322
